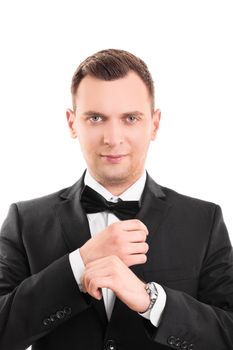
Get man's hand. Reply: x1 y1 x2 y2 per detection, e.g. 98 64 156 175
81 255 150 313
80 219 149 267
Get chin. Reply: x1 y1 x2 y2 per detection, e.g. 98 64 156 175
97 168 131 184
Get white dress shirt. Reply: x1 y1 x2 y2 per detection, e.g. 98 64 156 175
69 169 166 327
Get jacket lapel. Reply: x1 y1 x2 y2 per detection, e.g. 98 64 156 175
56 170 108 327
57 170 91 252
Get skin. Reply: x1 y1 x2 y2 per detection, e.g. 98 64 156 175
66 70 161 313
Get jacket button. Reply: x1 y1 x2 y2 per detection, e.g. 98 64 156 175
64 306 72 315
56 310 65 319
167 336 176 345
181 341 188 349
43 318 51 326
105 339 117 350
50 314 57 322
188 344 194 350
175 337 182 347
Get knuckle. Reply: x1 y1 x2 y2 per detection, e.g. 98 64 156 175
113 221 122 229
109 222 118 234
144 242 149 252
141 223 148 234
138 254 147 264
111 233 118 245
89 278 95 290
110 255 119 264
121 256 128 265
134 219 140 224
119 244 126 256
125 257 132 267
136 219 144 227
141 231 146 241
112 229 121 242
84 271 91 283
140 232 146 241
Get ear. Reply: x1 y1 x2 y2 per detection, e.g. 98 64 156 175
151 109 161 141
66 108 78 138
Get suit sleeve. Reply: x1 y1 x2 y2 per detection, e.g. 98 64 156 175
142 204 233 349
0 203 91 350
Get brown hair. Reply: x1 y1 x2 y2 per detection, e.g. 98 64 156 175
71 48 155 111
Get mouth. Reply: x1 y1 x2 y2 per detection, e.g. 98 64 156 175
101 154 126 158
100 154 127 163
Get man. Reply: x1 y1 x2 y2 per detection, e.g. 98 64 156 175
0 49 233 350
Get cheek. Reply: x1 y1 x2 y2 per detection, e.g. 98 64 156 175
130 128 151 149
78 129 100 150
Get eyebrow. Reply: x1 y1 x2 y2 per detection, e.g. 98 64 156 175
82 110 145 118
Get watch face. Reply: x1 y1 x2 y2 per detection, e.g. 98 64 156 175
144 283 158 311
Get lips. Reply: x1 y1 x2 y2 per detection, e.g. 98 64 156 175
100 154 127 163
101 154 126 158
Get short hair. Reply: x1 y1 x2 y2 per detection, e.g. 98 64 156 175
71 48 155 111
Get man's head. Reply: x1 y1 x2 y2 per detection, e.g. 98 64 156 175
66 49 161 194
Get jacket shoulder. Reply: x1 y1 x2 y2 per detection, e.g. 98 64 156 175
162 185 216 206
14 184 74 218
159 184 219 219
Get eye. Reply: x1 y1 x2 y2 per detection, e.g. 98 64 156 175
126 115 138 123
89 115 102 122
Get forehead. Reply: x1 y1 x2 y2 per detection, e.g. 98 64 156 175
74 71 151 113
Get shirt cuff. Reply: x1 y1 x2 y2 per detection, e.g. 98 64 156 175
138 283 167 327
69 249 85 292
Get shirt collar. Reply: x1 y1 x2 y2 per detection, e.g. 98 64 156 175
84 168 147 202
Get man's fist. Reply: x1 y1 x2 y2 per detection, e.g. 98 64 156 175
80 219 149 267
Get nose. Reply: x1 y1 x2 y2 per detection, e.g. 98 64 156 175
103 120 123 146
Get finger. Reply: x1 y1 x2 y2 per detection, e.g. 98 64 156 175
88 286 102 300
127 242 149 254
124 253 147 267
126 230 148 242
87 277 113 300
121 219 148 234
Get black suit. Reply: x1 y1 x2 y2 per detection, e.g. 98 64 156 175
0 170 233 349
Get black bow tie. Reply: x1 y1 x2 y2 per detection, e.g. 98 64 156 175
80 185 140 220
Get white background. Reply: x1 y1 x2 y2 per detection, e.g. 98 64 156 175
0 1 232 348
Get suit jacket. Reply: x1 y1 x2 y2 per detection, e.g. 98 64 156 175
0 170 233 350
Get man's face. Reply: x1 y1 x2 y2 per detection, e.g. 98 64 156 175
66 71 160 188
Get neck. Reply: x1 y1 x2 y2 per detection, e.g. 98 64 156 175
88 169 144 196
101 183 133 197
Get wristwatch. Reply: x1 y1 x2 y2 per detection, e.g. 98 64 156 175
144 282 158 311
